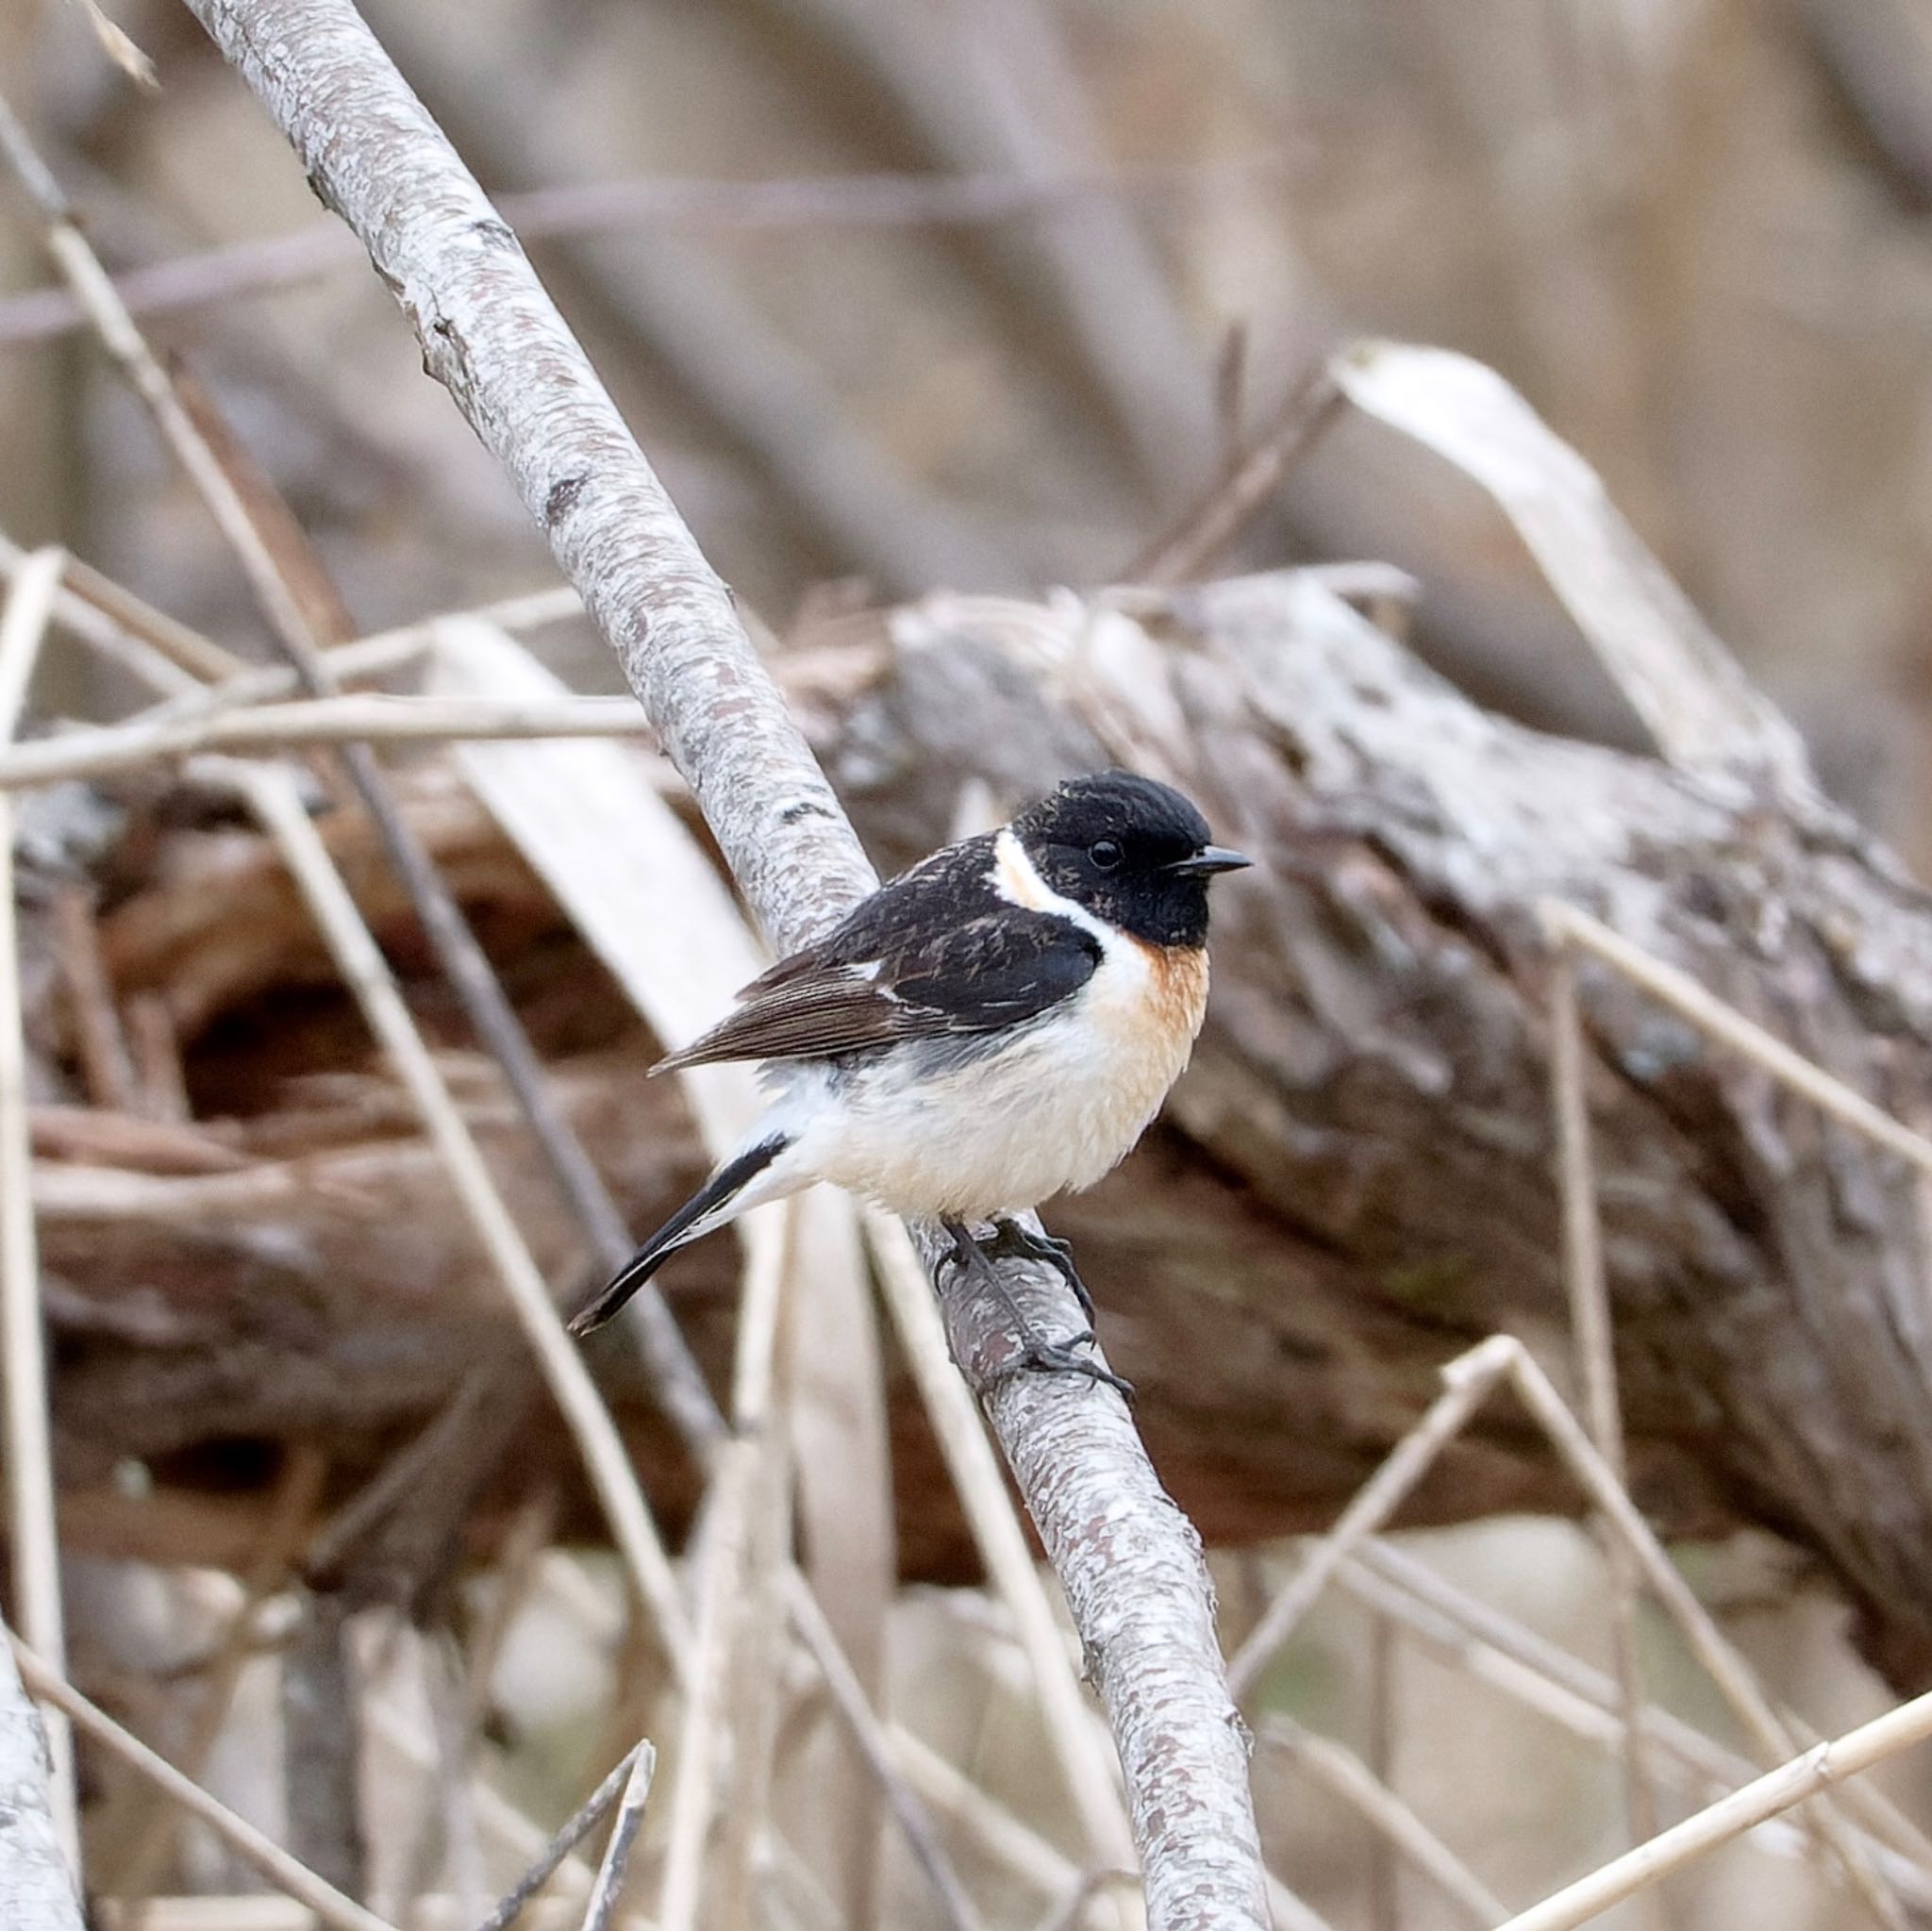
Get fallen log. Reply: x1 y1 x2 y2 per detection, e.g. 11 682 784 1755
31 571 1932 1685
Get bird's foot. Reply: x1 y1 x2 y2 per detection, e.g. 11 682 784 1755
979 1216 1096 1321
940 1219 1131 1400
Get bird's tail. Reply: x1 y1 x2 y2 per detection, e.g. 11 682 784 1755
567 1133 791 1337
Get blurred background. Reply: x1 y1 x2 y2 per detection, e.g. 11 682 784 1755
8 1 1932 1927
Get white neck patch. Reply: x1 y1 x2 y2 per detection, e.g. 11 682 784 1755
991 827 1114 947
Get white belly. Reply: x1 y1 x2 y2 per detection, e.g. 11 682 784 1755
794 935 1207 1219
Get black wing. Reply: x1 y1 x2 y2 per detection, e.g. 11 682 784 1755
655 841 1100 1071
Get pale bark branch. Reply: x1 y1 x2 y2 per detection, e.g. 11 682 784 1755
0 1637 81 1931
175 3 1270 1923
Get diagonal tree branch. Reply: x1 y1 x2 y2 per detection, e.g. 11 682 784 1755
172 3 1270 1924
0 1637 80 1931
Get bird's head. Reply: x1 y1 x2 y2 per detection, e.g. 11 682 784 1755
1011 771 1250 947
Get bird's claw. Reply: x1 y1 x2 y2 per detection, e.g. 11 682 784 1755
939 1217 1129 1399
979 1216 1097 1322
984 1339 1135 1403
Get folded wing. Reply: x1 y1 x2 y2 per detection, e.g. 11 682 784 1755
656 907 1101 1072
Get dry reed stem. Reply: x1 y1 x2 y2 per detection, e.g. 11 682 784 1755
1498 1340 1904 1928
0 693 654 789
0 537 240 687
1545 901 1932 1174
1225 1334 1521 1700
1339 1555 1729 1791
656 1210 791 1931
227 761 693 1676
0 155 1300 350
1547 947 1666 1874
0 544 78 1869
1223 1317 1904 1922
1129 362 1343 585
1492 1688 1932 1931
57 554 243 681
887 1725 1081 1900
111 1904 597 1931
9 1635 397 1931
0 86 722 1465
475 1744 650 1931
1258 1714 1507 1926
863 1213 1134 1864
0 544 59 736
0 532 212 699
126 587 582 736
1340 1540 1932 1897
577 1742 659 1931
783 1572 985 1931
1364 1612 1400 1931
0 93 322 670
49 887 139 1110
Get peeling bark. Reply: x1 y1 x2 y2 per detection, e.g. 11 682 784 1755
0 1640 80 1931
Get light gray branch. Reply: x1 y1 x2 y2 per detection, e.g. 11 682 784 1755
0 1640 81 1931
175 3 1269 1923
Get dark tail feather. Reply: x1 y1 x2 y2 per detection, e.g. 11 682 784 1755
567 1135 788 1337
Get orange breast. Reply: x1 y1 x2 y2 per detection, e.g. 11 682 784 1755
1130 936 1210 1050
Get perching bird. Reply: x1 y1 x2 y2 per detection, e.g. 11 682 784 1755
568 771 1249 1379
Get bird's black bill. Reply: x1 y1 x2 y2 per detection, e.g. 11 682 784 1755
1165 845 1251 877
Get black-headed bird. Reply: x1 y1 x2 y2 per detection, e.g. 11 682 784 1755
569 771 1249 1382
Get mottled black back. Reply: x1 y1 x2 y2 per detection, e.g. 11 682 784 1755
655 832 1102 1072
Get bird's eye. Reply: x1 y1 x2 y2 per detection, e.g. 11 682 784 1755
1089 838 1123 871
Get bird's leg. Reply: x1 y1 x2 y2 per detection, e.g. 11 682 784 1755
939 1218 1132 1399
978 1216 1095 1322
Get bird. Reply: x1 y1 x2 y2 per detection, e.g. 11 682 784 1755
567 770 1250 1382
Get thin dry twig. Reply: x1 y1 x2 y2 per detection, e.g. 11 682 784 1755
1224 1321 1903 1924
0 155 1300 350
227 761 692 1677
1547 943 1665 1870
656 1212 791 1931
1364 1612 1400 1931
1491 1688 1932 1931
784 1572 985 1931
1128 362 1343 585
576 1742 658 1931
1545 901 1932 1174
1338 1546 1932 1903
0 534 238 687
0 693 653 790
1258 1714 1507 1927
0 81 723 1465
11 1634 398 1931
48 885 139 1110
128 587 583 735
1225 1335 1520 1699
0 545 78 1867
1500 1341 1903 1929
889 1725 1079 1900
474 1745 649 1931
